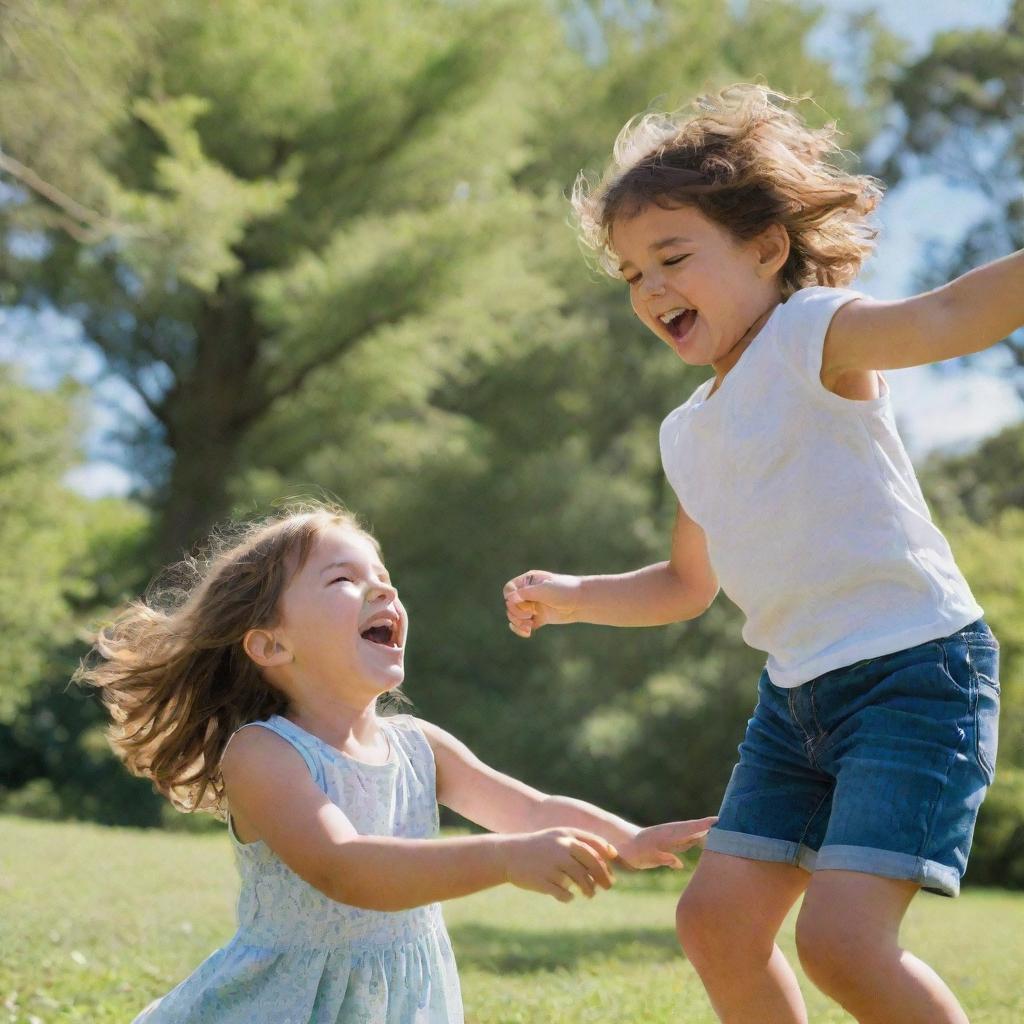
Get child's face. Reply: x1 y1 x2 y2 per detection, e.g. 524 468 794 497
272 527 407 701
611 203 783 369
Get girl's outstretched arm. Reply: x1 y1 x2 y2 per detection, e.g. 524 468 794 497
822 247 1024 381
221 726 617 911
504 502 718 636
419 720 716 870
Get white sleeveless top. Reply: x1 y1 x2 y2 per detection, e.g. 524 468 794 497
659 286 982 687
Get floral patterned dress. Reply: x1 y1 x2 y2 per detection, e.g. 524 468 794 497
132 714 464 1023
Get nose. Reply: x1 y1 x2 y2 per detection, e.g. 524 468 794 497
639 273 665 299
368 580 397 603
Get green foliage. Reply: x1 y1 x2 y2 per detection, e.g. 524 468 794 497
0 369 85 721
14 0 1023 901
0 387 153 817
968 769 1024 890
883 0 1024 387
2 817 1023 1022
926 433 1024 771
922 422 1024 526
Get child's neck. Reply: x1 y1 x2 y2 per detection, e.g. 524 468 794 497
709 300 779 395
286 693 384 755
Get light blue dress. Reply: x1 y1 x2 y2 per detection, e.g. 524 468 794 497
133 714 464 1023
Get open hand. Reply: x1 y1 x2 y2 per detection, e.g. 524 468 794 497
615 816 718 870
500 827 618 902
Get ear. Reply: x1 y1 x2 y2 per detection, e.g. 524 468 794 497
753 222 790 278
242 627 293 669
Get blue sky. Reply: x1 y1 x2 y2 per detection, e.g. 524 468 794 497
2 0 1020 498
813 0 1020 456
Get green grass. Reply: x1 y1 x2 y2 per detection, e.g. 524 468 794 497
1 816 1022 1023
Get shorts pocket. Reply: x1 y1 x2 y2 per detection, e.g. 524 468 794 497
968 638 1000 784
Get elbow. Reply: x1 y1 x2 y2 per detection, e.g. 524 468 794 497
665 567 718 622
679 585 718 621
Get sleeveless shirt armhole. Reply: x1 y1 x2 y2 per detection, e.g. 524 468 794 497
221 718 324 788
383 714 436 763
774 286 865 392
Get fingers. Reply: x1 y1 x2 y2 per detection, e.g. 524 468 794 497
569 840 614 892
570 829 619 863
504 571 543 638
644 817 717 850
663 816 718 849
503 571 546 603
542 878 574 903
559 860 596 898
506 598 538 635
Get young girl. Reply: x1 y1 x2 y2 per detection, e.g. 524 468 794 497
78 501 713 1023
504 84 1013 1024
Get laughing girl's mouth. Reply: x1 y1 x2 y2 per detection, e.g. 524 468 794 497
662 309 697 340
360 623 400 648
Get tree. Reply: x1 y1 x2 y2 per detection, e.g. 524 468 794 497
881 0 1024 390
0 368 84 720
2 0 891 825
3 0 577 559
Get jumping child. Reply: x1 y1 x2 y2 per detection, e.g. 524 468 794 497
504 84 1012 1024
78 501 714 1023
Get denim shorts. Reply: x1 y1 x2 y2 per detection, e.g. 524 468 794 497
707 620 1000 896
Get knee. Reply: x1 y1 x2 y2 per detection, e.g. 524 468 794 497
676 885 770 967
795 905 874 992
675 886 721 960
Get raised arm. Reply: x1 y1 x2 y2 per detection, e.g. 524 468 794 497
821 247 1024 384
221 727 617 910
504 502 718 636
420 719 716 870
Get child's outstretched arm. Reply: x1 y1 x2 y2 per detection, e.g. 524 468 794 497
419 720 716 871
504 502 718 637
222 727 617 911
821 247 1024 382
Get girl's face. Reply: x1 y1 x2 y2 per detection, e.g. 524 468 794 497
271 527 407 701
611 203 785 371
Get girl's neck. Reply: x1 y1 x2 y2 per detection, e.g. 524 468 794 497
709 299 780 394
285 692 383 752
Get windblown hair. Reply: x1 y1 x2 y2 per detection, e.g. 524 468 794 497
572 84 883 297
74 500 379 818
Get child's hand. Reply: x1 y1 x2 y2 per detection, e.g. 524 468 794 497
500 827 617 902
615 816 718 870
503 571 581 638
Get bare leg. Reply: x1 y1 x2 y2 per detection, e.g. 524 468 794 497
676 851 811 1024
796 871 968 1024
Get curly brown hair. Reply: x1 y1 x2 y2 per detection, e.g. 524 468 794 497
74 500 382 818
572 84 883 297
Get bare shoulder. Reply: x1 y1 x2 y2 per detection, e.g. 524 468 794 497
221 724 314 844
221 722 308 784
409 717 465 756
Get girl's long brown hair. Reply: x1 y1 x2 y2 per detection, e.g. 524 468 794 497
74 501 377 817
573 84 883 297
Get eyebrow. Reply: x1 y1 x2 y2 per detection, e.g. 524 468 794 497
617 236 696 271
319 560 389 577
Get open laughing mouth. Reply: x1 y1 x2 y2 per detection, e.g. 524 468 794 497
359 619 402 650
659 307 697 343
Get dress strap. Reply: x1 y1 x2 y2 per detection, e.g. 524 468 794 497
224 715 325 789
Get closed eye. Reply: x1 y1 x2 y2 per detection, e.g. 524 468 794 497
329 575 354 585
664 254 690 266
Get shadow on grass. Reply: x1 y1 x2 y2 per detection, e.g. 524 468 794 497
449 922 683 974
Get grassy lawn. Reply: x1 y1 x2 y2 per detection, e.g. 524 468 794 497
1 816 1022 1023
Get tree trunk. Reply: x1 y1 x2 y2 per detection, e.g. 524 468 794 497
154 283 263 560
